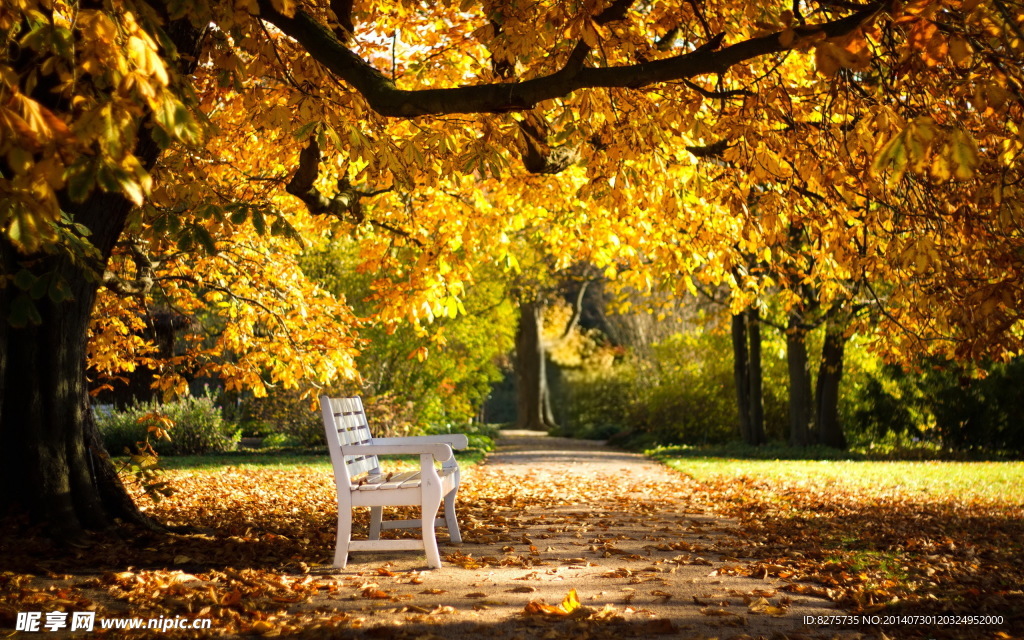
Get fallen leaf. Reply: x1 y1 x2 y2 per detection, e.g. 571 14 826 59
524 588 583 617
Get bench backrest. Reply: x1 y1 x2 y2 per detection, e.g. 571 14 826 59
320 396 380 483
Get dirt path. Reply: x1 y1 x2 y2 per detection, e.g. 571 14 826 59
312 430 848 639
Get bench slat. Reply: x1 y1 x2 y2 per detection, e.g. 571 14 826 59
355 471 421 490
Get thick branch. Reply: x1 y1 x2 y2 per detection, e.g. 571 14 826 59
683 79 754 99
102 241 157 297
256 1 886 117
328 0 355 43
286 137 370 220
516 112 581 174
285 137 415 239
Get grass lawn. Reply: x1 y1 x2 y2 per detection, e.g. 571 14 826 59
653 454 1024 506
648 446 1024 629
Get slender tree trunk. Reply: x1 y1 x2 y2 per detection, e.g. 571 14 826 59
787 314 814 447
731 312 752 443
747 308 766 445
815 318 847 449
514 301 557 431
732 309 766 446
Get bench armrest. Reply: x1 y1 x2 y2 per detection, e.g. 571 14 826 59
373 434 469 450
343 443 454 463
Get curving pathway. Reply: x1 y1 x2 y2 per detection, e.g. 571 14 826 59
307 430 850 639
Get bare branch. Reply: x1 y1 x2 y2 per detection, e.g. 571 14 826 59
545 281 592 349
686 0 714 40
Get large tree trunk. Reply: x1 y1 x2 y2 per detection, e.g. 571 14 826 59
815 318 848 449
514 301 557 431
0 193 148 537
787 314 814 447
0 16 203 537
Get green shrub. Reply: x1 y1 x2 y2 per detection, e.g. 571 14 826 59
842 355 1024 456
558 363 639 440
425 420 499 454
919 358 1024 454
239 387 327 446
260 432 306 448
632 333 738 445
558 329 789 447
97 391 239 455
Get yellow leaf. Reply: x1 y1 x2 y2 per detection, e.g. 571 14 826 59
559 588 581 614
250 620 275 634
270 0 296 17
814 44 839 77
580 21 600 48
871 131 908 182
524 588 582 616
6 147 32 175
930 151 951 181
948 129 979 180
948 36 971 64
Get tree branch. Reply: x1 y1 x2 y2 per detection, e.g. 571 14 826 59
545 280 592 349
685 138 730 159
516 112 581 174
683 79 754 99
285 137 424 242
328 0 355 43
287 136 382 221
102 241 157 297
255 0 885 117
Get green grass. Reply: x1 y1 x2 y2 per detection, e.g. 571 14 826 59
651 447 1024 505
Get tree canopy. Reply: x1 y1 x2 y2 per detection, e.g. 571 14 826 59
6 0 1023 367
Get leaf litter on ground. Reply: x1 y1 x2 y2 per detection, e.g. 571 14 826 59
0 450 1020 638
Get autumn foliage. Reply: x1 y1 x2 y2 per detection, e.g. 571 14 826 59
5 0 1024 400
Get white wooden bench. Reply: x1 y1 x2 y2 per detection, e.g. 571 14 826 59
320 396 467 569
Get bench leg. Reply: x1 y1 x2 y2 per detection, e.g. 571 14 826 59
368 506 383 540
444 488 461 543
334 507 353 569
421 489 443 569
